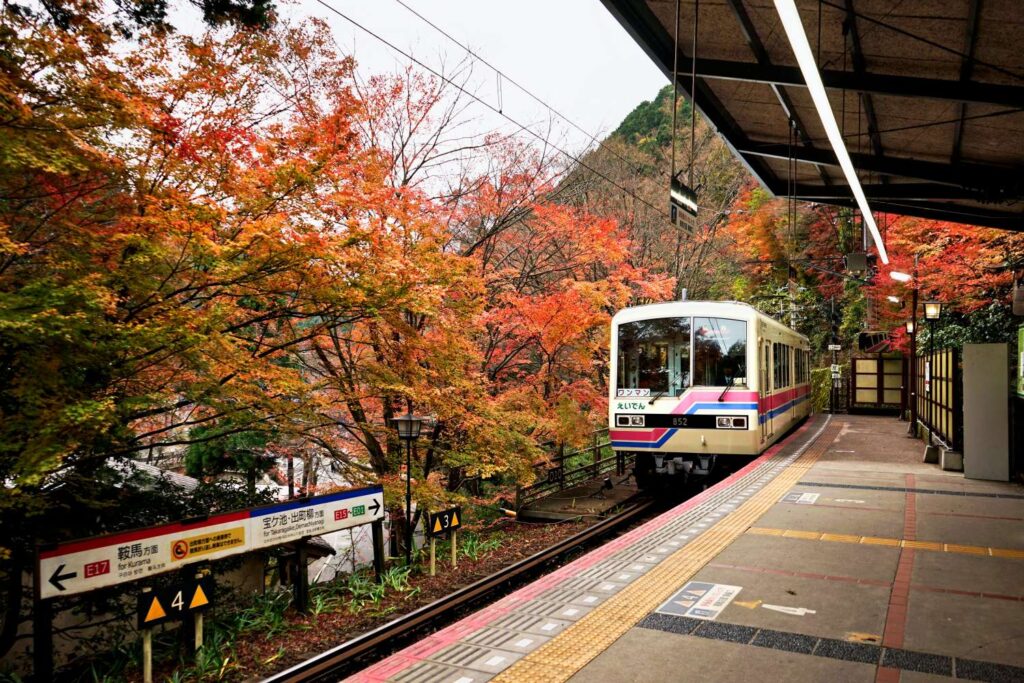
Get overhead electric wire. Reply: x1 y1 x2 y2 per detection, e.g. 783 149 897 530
390 0 663 181
314 0 672 220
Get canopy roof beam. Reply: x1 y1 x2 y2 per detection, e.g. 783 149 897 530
724 0 832 186
741 142 1023 199
685 58 1024 109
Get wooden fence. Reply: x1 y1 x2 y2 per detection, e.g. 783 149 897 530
916 347 962 450
515 428 631 511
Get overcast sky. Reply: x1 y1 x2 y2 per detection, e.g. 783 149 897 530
294 0 668 152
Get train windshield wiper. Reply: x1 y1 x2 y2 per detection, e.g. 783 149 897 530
649 371 680 404
717 375 735 402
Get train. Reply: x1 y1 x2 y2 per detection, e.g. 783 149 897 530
608 300 811 488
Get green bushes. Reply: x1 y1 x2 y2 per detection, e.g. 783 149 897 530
811 365 847 413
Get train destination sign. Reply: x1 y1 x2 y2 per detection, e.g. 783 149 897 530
37 485 383 600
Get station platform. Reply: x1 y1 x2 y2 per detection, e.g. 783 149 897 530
346 415 1024 683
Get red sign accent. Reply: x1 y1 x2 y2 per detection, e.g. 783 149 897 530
172 540 189 560
84 560 110 578
333 509 349 521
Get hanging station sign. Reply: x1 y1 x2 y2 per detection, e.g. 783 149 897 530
669 178 699 233
37 485 383 600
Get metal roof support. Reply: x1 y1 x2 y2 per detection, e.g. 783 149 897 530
741 142 1022 197
683 58 1024 109
952 0 983 165
724 0 832 186
843 0 883 159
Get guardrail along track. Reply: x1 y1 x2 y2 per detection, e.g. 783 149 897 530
263 499 657 683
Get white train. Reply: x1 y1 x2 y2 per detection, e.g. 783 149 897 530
608 301 811 487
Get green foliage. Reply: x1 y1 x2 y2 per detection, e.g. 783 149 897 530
185 420 274 493
611 85 691 156
923 302 1019 349
810 365 847 413
459 533 502 562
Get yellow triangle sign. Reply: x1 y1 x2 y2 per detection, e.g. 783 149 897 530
190 584 209 609
144 597 166 623
433 518 442 533
451 511 459 527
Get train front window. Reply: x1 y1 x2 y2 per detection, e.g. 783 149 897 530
693 317 747 386
617 317 691 396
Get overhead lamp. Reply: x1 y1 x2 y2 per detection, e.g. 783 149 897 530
905 321 915 334
886 295 900 303
889 271 912 282
773 0 890 265
923 301 942 321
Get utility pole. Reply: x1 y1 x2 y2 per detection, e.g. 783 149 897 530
830 297 839 414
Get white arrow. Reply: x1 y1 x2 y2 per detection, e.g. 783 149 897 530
834 498 866 504
763 604 816 616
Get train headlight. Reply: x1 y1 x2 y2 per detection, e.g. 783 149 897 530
715 416 748 430
615 414 645 427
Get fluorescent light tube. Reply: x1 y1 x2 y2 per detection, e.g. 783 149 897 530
889 271 912 282
773 0 890 264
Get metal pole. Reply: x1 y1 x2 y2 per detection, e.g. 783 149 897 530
142 628 153 683
929 319 936 442
405 439 412 567
371 518 385 582
451 529 458 569
32 595 52 681
293 543 309 613
287 454 294 499
830 297 837 414
907 261 919 435
429 537 436 577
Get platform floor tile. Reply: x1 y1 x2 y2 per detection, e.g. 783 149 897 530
566 627 876 683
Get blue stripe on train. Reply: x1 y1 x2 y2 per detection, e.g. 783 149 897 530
758 392 810 424
611 428 677 449
611 397 806 448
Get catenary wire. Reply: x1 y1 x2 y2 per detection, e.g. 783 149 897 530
389 0 665 181
314 0 673 220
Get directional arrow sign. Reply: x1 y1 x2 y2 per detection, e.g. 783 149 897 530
48 564 76 592
37 485 384 600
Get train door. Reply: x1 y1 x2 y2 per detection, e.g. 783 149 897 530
760 339 771 441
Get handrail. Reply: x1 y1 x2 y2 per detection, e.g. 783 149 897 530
515 429 633 510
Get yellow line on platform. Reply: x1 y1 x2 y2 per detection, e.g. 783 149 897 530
745 527 1024 559
491 418 841 683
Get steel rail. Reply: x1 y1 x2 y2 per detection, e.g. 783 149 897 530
263 498 658 683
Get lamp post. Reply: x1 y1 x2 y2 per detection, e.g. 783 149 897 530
391 412 423 567
891 257 918 435
923 301 942 442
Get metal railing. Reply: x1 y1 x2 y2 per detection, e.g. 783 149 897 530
515 428 631 511
916 347 962 450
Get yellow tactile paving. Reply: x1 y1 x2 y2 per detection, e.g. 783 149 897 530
746 527 1024 559
491 418 842 683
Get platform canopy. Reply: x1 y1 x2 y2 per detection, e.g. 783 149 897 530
601 0 1024 231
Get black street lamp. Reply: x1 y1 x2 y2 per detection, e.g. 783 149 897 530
391 412 423 567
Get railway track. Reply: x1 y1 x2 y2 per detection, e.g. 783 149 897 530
262 497 659 683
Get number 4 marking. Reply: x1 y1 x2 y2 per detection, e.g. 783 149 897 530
171 591 184 611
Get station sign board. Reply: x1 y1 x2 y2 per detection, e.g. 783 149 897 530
137 576 213 629
38 485 383 600
428 507 462 537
